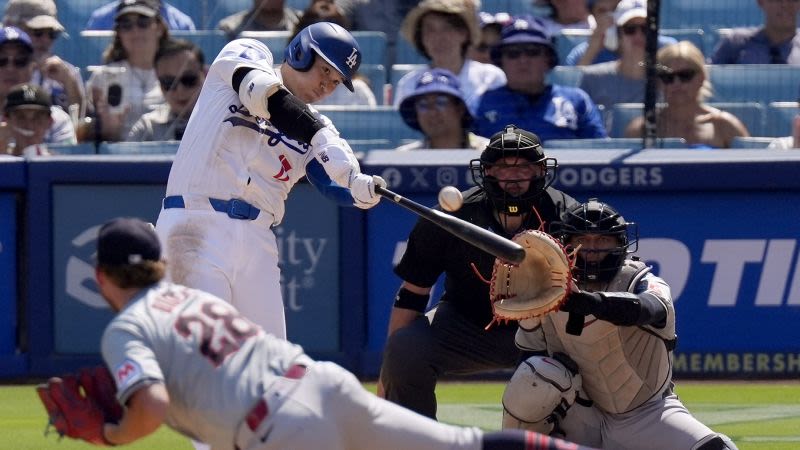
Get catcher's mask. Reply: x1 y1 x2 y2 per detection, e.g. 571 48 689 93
470 124 557 216
551 198 639 283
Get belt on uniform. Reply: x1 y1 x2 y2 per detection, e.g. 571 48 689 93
163 195 260 220
245 364 308 432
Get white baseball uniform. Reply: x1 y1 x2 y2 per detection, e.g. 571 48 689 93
101 282 486 450
155 38 355 338
515 260 719 450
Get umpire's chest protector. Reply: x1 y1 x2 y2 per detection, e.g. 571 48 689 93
541 261 676 414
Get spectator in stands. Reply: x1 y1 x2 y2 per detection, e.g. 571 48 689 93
624 41 749 148
0 83 54 155
533 0 594 35
289 1 376 106
467 11 512 65
578 0 650 108
769 91 800 149
393 0 506 115
127 39 204 142
474 17 607 141
3 0 85 116
85 0 195 31
86 0 168 142
396 68 487 150
218 0 301 39
710 0 800 65
565 0 678 66
0 28 75 145
336 0 418 68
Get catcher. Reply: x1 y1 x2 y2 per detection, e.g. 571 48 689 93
496 199 738 450
36 216 597 450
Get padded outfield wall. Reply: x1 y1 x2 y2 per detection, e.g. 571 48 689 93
1 149 799 378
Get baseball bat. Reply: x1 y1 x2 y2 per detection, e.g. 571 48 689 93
375 186 526 264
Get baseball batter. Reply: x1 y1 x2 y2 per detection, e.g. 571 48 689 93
93 217 594 450
155 22 384 339
508 199 737 450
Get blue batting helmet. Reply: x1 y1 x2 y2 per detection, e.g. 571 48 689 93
285 22 362 92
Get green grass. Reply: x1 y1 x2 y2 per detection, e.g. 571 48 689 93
5 381 799 449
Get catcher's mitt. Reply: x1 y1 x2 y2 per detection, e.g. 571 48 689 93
489 229 574 322
37 365 122 445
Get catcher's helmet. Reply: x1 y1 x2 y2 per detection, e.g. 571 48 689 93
552 198 639 282
469 124 557 216
284 22 361 92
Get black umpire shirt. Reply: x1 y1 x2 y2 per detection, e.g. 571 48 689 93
395 186 579 328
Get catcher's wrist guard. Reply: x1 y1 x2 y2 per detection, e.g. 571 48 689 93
393 287 429 312
564 291 665 327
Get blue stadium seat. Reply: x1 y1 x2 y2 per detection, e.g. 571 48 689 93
68 30 230 72
203 0 251 31
355 64 387 105
710 102 765 136
543 137 687 149
660 0 764 29
708 65 800 104
554 28 705 65
765 102 799 137
390 64 426 91
609 102 766 138
315 106 422 147
394 35 428 65
239 31 292 60
98 141 180 155
47 142 97 155
56 0 110 35
547 66 582 88
731 137 774 148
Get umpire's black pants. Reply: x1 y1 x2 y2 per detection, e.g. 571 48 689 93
380 301 521 419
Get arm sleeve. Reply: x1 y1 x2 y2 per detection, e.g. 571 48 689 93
101 321 165 406
305 159 355 206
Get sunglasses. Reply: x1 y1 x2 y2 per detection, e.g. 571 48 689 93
0 55 31 68
158 73 200 92
116 16 155 31
415 95 454 112
657 69 697 84
29 29 61 40
502 46 546 60
621 24 648 36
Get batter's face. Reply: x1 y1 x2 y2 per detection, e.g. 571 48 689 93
282 56 344 103
485 156 544 196
568 234 619 262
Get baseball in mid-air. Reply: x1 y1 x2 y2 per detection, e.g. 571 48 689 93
438 186 463 212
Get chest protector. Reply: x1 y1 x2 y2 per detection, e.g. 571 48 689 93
541 260 676 414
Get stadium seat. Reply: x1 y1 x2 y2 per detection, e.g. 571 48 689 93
547 66 582 88
203 0 251 30
390 64 426 92
46 142 97 155
708 65 800 104
765 102 799 137
70 30 230 73
710 102 765 137
730 137 775 149
660 0 764 29
315 106 422 147
554 28 705 65
394 35 428 65
239 31 292 60
609 102 766 138
354 64 387 105
543 137 687 149
98 141 180 155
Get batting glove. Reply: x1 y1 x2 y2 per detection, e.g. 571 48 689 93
350 174 386 209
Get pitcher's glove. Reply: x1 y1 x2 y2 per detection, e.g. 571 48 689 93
37 365 122 445
490 230 574 322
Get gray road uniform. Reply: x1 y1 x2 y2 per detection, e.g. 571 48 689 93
101 282 486 450
515 260 719 450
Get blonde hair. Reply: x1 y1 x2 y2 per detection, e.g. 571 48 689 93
657 40 713 101
99 260 166 289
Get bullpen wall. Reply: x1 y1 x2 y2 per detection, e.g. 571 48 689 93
3 150 800 379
